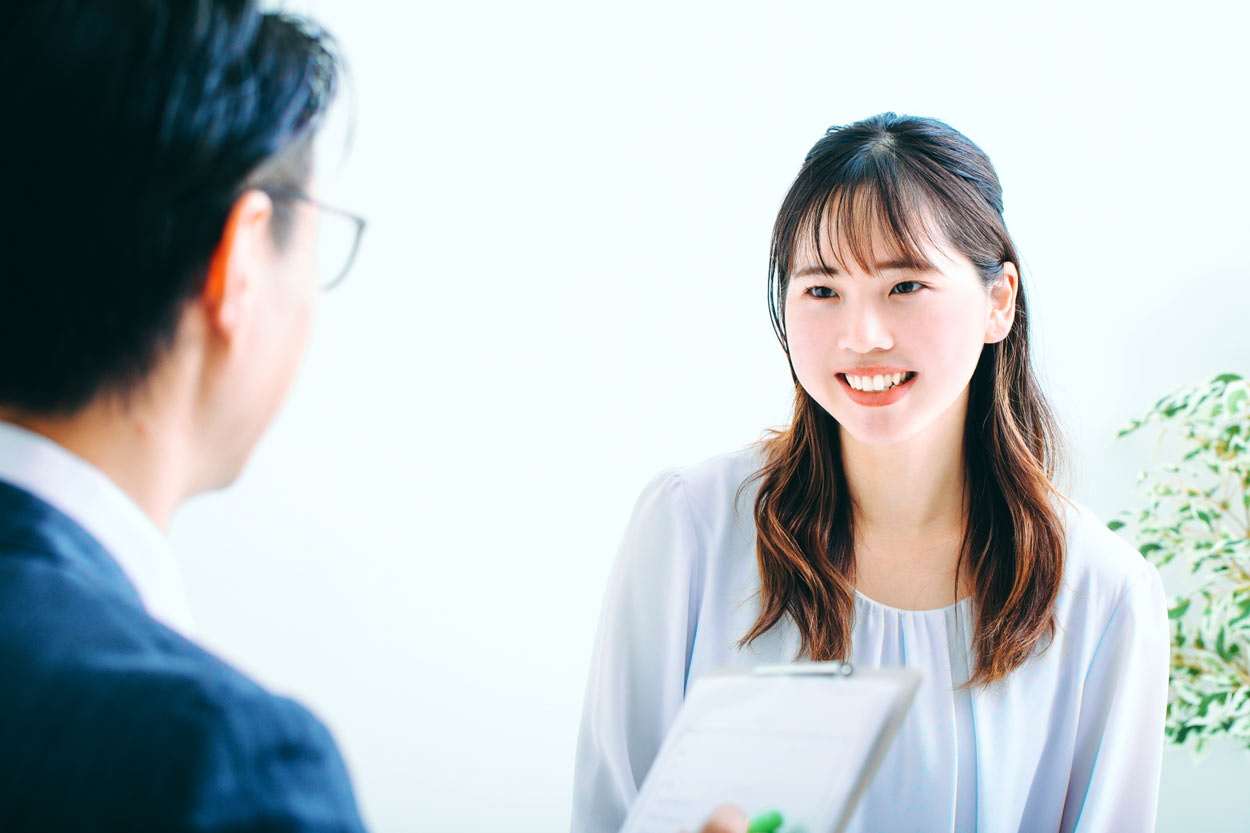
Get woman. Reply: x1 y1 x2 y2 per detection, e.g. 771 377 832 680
571 113 1169 833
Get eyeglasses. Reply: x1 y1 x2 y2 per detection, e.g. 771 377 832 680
257 186 367 292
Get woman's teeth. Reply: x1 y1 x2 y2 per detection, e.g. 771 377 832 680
845 372 912 392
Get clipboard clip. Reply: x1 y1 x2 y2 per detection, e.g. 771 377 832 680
752 660 855 677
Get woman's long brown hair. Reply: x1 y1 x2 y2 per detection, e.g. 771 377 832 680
740 113 1069 687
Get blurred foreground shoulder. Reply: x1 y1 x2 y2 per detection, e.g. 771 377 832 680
0 612 367 833
177 670 367 833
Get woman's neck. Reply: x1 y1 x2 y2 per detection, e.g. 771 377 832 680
839 393 972 607
840 392 968 538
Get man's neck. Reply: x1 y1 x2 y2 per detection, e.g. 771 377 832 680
0 399 191 531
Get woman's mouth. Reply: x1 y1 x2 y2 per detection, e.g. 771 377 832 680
836 371 917 407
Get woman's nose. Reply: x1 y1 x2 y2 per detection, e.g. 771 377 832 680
836 301 894 353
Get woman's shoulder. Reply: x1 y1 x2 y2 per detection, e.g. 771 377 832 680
628 444 767 553
656 443 767 516
666 443 767 493
1056 495 1160 612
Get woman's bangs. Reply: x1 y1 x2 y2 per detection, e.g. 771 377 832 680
794 179 943 278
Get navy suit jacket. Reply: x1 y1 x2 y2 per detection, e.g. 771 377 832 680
0 480 368 832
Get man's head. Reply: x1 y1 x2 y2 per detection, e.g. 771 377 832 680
0 0 341 493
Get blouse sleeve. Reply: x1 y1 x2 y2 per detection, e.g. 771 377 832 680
570 469 704 833
1060 564 1170 833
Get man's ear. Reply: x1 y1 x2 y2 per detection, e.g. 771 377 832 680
202 189 274 338
984 261 1019 344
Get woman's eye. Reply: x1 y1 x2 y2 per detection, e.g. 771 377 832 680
806 286 837 299
892 280 924 295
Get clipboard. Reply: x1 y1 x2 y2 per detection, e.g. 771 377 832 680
619 662 922 833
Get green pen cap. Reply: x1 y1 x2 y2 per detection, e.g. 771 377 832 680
747 810 784 833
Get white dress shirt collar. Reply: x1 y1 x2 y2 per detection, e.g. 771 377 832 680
0 421 196 637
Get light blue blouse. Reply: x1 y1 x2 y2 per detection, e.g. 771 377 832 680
572 445 1169 833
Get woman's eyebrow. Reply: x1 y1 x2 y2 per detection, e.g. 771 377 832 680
791 258 935 278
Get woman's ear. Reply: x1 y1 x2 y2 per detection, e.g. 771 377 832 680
201 189 275 339
984 261 1019 344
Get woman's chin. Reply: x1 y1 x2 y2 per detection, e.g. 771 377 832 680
835 415 927 449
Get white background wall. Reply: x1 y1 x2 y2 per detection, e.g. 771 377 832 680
169 1 1250 830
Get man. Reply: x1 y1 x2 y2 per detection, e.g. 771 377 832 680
0 1 372 829
0 2 746 831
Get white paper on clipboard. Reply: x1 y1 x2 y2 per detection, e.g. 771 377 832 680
620 663 922 833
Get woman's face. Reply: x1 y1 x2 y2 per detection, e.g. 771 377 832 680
783 219 1017 449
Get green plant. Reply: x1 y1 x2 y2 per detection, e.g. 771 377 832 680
1112 372 1250 755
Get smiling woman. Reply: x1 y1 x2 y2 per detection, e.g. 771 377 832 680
572 113 1171 833
758 124 1031 647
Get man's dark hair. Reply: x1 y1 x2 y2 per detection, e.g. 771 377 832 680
0 0 340 414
